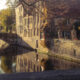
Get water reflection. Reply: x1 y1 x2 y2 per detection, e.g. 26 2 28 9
0 56 16 74
0 33 37 74
0 59 5 74
0 33 80 74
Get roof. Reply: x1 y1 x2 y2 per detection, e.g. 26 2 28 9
60 24 72 31
16 0 80 18
17 0 40 6
24 0 36 5
46 0 80 18
16 0 39 16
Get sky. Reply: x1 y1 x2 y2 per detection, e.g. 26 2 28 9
0 0 7 10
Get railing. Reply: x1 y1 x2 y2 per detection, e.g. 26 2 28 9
0 70 80 80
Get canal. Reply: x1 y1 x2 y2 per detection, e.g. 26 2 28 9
0 51 80 74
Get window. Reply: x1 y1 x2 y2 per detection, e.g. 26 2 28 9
24 19 26 26
19 6 23 13
29 29 32 37
31 29 32 37
28 29 30 37
24 18 28 27
19 7 21 13
40 32 44 39
21 6 23 11
24 29 27 37
19 16 22 23
37 29 38 36
20 26 23 34
36 40 38 48
37 13 39 26
36 14 39 36
28 15 29 28
63 18 70 25
34 29 35 36
33 14 36 36
66 18 70 25
29 18 32 24
29 29 31 37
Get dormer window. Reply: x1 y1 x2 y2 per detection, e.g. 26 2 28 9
66 18 70 25
24 19 26 26
19 16 22 23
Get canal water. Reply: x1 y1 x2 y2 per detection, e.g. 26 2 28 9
0 56 16 74
0 52 80 74
49 56 80 70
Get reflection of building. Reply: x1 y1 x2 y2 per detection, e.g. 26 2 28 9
0 26 3 32
0 60 5 74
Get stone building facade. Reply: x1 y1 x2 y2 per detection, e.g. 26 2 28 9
15 0 49 52
54 18 80 40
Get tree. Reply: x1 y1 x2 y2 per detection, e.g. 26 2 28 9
6 0 18 33
21 0 80 22
0 8 15 32
6 0 19 8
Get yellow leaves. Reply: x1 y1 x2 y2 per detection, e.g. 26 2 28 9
44 7 47 18
43 20 48 27
41 7 47 20
0 8 13 31
78 26 80 30
41 7 48 28
40 40 46 48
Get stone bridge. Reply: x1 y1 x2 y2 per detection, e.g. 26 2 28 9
0 33 36 56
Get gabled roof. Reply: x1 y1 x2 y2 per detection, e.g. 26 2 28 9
24 0 36 5
17 0 41 6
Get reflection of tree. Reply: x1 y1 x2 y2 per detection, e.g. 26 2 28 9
40 58 53 71
1 56 12 73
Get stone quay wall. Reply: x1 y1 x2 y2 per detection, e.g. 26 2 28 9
52 39 80 59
